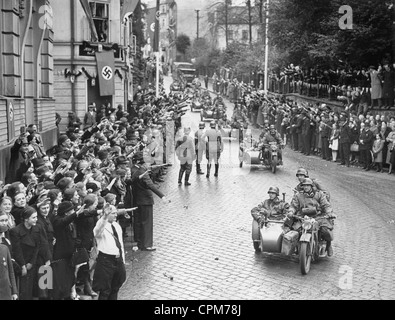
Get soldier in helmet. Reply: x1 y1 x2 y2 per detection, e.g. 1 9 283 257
294 167 330 201
194 122 206 175
175 126 195 186
203 121 223 178
251 186 289 225
287 178 336 257
261 124 285 164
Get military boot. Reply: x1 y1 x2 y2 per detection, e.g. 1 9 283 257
184 173 191 186
196 164 204 175
178 170 184 185
214 164 219 177
206 164 211 178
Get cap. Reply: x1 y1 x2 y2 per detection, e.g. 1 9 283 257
57 201 74 216
58 134 69 146
86 182 100 193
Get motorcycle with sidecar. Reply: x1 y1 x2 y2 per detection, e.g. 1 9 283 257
239 139 282 173
252 212 333 275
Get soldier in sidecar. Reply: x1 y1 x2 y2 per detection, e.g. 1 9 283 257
251 187 290 252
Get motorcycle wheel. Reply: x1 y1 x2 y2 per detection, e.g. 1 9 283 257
299 242 311 275
252 220 261 252
240 161 243 168
271 156 277 174
200 111 204 122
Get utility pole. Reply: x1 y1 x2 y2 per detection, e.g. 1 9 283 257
247 0 252 46
195 9 200 39
225 0 229 49
264 0 269 94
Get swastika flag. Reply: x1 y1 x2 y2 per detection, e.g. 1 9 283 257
95 51 115 96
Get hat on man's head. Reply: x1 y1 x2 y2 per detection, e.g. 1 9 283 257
32 158 46 169
86 182 100 193
97 149 109 160
63 188 77 201
43 181 57 190
57 177 73 192
132 151 144 162
58 134 69 146
115 155 129 166
84 194 97 208
57 201 74 216
104 193 116 204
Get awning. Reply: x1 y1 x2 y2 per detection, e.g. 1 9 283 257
121 0 140 20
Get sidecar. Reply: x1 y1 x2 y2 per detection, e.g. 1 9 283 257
191 98 204 112
252 219 299 255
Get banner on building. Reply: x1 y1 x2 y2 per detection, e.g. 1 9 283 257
95 51 115 96
6 99 15 142
153 0 160 52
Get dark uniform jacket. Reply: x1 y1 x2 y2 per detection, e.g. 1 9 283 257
52 212 78 260
131 165 165 206
0 244 18 300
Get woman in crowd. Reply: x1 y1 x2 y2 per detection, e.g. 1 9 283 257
386 122 395 174
0 210 18 300
9 206 45 300
0 196 16 229
10 192 27 226
329 123 340 162
372 133 385 172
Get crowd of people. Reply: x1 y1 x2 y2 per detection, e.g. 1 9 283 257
237 88 395 174
268 62 395 110
0 85 198 300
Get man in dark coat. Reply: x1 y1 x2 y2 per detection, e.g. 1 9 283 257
359 120 374 170
131 152 169 251
338 115 353 167
301 111 312 155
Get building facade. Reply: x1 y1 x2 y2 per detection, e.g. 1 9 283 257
210 5 262 50
52 0 127 133
0 0 57 182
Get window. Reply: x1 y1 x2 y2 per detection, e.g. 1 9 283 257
90 2 109 42
227 30 233 40
242 30 248 41
258 30 264 41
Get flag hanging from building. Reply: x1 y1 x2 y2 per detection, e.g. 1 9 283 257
79 0 99 42
95 51 115 96
153 0 160 52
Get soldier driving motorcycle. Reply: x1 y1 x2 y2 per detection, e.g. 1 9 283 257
261 125 285 164
251 187 289 225
286 178 336 257
231 104 248 142
294 168 331 202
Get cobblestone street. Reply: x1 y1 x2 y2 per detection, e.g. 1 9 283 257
119 77 395 300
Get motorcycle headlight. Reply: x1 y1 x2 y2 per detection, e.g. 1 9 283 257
302 221 312 230
271 145 278 151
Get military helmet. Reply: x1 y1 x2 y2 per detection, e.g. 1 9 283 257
296 168 309 177
269 124 276 130
267 186 279 196
301 178 313 186
199 122 205 129
210 120 216 128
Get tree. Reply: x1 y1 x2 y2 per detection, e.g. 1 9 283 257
268 0 393 69
175 34 191 55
